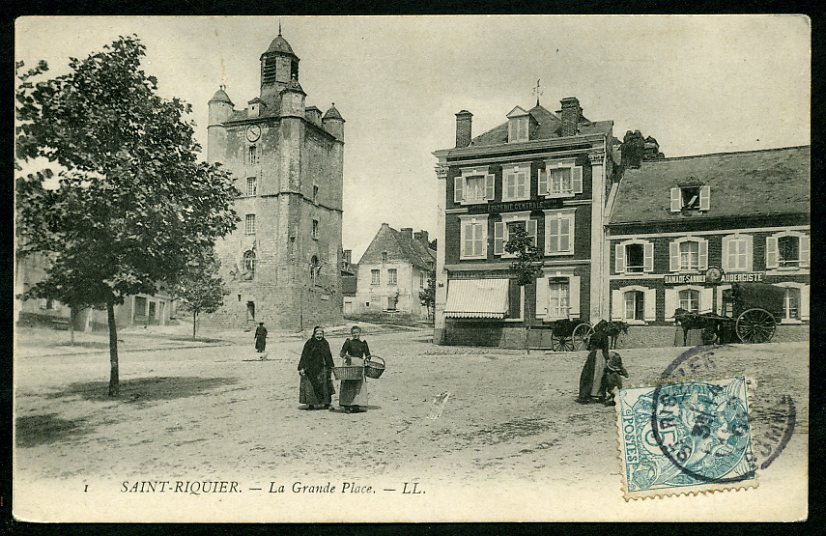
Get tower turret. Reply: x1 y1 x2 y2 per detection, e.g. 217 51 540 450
260 27 300 110
322 103 345 141
207 86 234 164
280 75 307 118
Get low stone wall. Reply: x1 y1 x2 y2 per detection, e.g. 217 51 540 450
616 324 808 349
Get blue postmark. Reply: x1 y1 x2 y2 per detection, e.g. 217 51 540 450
619 376 757 495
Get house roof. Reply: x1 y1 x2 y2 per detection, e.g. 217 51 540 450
358 224 436 271
468 104 612 148
609 146 810 224
266 33 296 56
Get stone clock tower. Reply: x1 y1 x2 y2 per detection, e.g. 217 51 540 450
206 29 345 331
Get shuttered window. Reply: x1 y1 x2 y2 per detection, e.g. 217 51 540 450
548 280 569 320
678 289 700 313
460 216 488 259
544 209 575 256
502 167 529 201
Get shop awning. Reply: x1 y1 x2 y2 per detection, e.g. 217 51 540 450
445 279 509 319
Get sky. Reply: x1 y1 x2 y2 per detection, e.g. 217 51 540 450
15 16 810 261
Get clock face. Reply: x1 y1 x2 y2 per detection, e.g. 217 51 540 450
705 267 722 283
246 124 261 142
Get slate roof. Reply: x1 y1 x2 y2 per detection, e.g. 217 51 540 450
359 224 436 271
209 88 233 105
468 104 612 147
266 34 296 56
609 146 810 224
323 104 344 121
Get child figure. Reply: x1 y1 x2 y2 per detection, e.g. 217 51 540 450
602 351 629 406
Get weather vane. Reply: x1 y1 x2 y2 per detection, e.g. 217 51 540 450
532 78 544 106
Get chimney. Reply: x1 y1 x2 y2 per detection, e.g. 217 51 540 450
400 227 413 241
455 110 473 148
414 230 429 246
343 249 352 265
559 97 581 137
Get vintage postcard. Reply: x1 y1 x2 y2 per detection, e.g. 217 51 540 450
12 15 809 522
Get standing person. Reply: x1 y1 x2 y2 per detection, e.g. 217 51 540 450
297 326 335 410
577 320 611 404
338 325 370 413
254 322 268 353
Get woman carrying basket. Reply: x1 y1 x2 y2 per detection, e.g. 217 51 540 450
297 326 335 410
337 325 370 413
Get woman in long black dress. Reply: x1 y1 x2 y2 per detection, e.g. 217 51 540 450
577 320 611 404
297 326 335 410
338 325 370 413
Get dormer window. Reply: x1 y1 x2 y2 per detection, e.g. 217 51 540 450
506 106 531 143
670 185 710 212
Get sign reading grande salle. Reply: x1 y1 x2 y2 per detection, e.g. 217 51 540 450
663 271 766 285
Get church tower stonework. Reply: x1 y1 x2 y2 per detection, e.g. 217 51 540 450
206 29 344 330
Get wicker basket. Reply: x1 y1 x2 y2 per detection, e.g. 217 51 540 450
331 365 364 381
364 355 385 379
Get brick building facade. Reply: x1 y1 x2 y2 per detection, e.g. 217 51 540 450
433 98 616 347
205 30 345 330
607 146 810 347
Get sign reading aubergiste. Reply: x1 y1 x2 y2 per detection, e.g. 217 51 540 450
663 271 765 285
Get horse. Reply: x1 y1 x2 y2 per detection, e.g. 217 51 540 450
591 320 630 349
673 308 721 346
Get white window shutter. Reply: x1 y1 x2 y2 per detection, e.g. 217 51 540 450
745 235 754 271
535 277 549 318
611 289 622 321
454 176 464 204
698 239 709 270
615 244 626 274
700 287 714 314
527 219 538 246
494 222 505 255
721 236 731 272
715 286 725 315
644 242 654 272
644 288 657 322
460 222 467 258
518 172 528 198
538 170 548 196
801 284 810 320
485 174 495 201
572 166 583 194
766 236 779 269
569 275 581 318
670 187 681 212
568 212 576 253
699 185 711 211
544 216 552 255
664 289 677 321
669 241 679 272
481 220 489 257
800 235 810 267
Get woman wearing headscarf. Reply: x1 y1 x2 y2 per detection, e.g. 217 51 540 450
577 320 611 404
297 326 335 410
337 325 371 413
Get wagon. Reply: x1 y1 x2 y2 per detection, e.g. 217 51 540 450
674 282 785 344
544 318 594 351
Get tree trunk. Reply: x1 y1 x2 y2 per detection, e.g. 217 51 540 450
525 324 531 355
69 307 75 346
193 311 197 340
107 300 120 397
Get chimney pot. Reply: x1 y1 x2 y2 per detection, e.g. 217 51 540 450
400 227 413 240
559 97 582 137
455 110 473 148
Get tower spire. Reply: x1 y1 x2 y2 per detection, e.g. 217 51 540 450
532 78 544 107
279 20 282 36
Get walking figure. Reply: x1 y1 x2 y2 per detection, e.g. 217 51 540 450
254 322 268 357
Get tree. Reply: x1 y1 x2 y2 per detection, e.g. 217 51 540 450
419 268 436 321
16 35 239 396
505 224 544 354
172 247 228 339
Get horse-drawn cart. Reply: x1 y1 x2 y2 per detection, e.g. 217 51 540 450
674 282 785 344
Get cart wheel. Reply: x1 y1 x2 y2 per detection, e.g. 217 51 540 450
551 334 575 352
572 323 594 351
735 308 777 344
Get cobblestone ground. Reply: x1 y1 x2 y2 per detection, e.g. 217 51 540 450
13 327 808 520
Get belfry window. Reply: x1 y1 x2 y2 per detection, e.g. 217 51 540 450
262 56 277 85
248 145 258 165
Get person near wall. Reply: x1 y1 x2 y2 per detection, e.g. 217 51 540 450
297 326 335 410
577 320 611 404
337 325 371 413
254 322 268 353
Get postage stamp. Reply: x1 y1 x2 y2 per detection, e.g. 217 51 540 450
618 376 758 499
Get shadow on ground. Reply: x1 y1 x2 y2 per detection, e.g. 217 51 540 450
16 413 94 448
167 336 229 344
43 376 238 404
48 341 111 350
